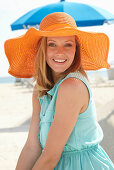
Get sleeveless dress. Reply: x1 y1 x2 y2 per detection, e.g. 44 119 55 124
38 71 114 170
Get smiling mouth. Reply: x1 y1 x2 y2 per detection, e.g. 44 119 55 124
53 59 67 63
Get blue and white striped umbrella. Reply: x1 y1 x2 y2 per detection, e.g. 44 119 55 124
11 0 114 31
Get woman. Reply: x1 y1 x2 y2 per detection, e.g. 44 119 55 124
4 12 114 170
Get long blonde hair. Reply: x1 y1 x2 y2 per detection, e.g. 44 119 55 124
33 36 88 98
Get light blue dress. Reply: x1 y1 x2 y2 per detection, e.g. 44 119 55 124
38 71 114 170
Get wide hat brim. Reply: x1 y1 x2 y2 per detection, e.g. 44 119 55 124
4 27 110 78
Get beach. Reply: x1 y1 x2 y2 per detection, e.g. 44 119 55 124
0 81 114 170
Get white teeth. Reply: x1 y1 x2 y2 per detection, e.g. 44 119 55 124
53 59 66 63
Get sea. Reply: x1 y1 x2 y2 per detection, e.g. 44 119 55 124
0 76 16 84
0 70 109 84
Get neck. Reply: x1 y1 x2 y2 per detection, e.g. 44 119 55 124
52 72 61 84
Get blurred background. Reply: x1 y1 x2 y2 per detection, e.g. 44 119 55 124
0 0 114 81
0 0 114 169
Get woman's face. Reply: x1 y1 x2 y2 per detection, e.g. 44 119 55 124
46 36 76 78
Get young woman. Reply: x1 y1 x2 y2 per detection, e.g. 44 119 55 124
4 12 114 170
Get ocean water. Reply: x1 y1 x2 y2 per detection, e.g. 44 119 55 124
0 70 109 84
0 76 16 84
86 70 108 79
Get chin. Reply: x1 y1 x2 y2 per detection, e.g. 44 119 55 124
52 68 67 74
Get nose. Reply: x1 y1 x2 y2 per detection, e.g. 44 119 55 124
56 46 64 55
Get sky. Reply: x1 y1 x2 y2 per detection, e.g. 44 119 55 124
0 0 114 77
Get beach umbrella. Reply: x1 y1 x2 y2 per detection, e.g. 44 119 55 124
11 0 114 30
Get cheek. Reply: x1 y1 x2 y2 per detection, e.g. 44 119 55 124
46 48 54 59
46 49 55 65
67 48 76 58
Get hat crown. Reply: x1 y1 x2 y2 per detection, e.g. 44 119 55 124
39 12 77 31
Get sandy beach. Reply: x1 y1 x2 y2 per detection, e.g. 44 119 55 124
0 81 114 170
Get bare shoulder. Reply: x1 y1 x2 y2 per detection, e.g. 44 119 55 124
58 77 89 113
59 77 88 96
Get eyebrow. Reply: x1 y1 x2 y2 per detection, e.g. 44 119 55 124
47 40 56 42
65 41 74 42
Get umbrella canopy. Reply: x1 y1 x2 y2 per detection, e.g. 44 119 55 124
11 0 114 31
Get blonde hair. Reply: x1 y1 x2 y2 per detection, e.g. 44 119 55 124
33 36 88 98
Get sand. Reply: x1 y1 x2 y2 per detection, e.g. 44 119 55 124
0 81 114 170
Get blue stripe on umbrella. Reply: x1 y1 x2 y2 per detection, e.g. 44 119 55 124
11 2 114 31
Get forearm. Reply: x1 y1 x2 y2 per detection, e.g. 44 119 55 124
32 151 55 170
15 144 42 170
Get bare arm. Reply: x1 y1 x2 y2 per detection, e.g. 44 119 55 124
15 84 42 170
32 78 88 170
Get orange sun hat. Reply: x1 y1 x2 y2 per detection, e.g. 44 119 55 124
4 12 110 78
